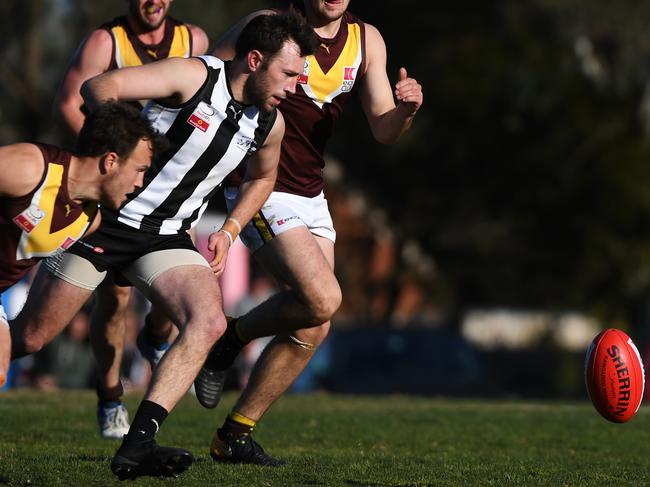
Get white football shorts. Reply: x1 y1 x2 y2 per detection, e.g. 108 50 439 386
224 187 336 253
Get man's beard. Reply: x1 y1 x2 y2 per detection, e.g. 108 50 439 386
130 3 166 31
244 70 272 112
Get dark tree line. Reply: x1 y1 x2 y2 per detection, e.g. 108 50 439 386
330 0 650 332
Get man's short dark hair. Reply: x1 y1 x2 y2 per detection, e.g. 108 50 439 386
234 11 319 62
75 101 166 161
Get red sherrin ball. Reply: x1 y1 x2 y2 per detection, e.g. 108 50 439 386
585 328 645 423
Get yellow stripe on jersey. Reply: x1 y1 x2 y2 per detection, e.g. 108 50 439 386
169 25 191 58
302 23 363 108
111 24 191 68
112 26 143 68
17 163 96 260
252 212 274 243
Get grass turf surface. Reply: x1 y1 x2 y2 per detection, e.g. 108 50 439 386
0 390 648 486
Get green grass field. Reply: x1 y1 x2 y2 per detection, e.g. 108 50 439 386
0 390 649 486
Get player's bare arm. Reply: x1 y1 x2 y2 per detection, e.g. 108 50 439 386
0 144 44 197
81 57 208 110
188 24 210 55
53 29 114 136
230 111 283 224
358 23 423 144
207 111 284 274
211 10 276 60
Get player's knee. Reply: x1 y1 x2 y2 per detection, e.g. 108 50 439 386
207 315 227 343
20 331 47 355
187 312 227 349
307 282 341 323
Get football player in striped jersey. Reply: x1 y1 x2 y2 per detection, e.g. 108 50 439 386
52 0 209 440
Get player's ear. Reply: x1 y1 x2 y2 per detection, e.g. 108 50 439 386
100 151 119 175
247 50 264 72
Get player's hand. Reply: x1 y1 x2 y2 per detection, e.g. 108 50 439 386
207 230 231 276
395 67 423 116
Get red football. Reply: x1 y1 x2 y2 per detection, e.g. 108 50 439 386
585 328 645 423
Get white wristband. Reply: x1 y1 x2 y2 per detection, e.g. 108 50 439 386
218 228 233 246
226 217 242 234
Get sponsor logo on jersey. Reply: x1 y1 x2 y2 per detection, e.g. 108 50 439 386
61 236 76 250
344 67 356 80
188 114 209 132
13 205 45 233
342 66 357 92
298 60 310 84
187 102 214 132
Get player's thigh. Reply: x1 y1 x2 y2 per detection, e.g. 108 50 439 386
314 234 335 269
124 249 223 329
12 263 94 341
253 226 337 299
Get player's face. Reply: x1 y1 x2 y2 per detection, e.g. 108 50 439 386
101 138 152 209
129 0 172 30
304 0 350 23
245 41 305 112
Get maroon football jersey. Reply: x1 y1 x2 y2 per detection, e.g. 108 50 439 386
228 10 366 197
0 144 97 291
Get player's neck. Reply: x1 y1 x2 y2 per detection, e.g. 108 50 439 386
227 61 247 105
67 156 99 203
127 16 167 45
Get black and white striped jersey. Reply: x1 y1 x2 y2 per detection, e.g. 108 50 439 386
115 55 277 235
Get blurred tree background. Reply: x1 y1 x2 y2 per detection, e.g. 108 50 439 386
3 0 650 334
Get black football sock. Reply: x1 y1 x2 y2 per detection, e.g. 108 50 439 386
123 400 168 445
97 382 124 403
219 411 256 438
205 318 246 370
143 313 171 348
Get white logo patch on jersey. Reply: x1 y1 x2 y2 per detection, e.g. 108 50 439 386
13 204 45 233
187 102 215 132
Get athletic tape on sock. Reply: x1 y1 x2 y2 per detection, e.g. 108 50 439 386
288 334 317 351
